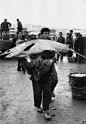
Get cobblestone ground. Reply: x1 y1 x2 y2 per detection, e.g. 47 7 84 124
0 57 86 124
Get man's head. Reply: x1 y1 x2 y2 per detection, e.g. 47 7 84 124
75 33 80 39
24 28 27 32
40 27 50 39
4 19 7 22
59 32 62 37
17 19 19 22
67 33 70 36
70 30 73 35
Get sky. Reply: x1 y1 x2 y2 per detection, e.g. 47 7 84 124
0 0 86 30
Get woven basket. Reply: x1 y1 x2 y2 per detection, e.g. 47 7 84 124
71 85 86 100
69 73 86 100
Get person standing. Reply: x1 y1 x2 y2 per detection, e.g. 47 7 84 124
57 32 65 61
16 19 23 34
11 33 18 48
74 33 83 63
1 19 11 39
16 33 26 73
66 30 74 58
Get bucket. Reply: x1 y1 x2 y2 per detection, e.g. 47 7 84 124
69 73 86 100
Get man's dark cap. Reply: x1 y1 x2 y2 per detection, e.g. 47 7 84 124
70 30 73 33
17 19 19 21
41 50 55 59
40 27 50 34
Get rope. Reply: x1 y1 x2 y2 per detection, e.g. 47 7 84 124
69 48 86 59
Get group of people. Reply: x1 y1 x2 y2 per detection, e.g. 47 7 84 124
56 30 83 63
0 19 84 64
13 26 83 121
16 26 84 120
0 19 84 120
0 18 23 40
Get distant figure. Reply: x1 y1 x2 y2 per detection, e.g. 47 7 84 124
74 33 83 63
66 30 74 58
16 19 23 34
0 25 2 40
57 32 65 61
29 34 36 40
11 33 18 48
16 33 26 73
1 19 11 39
38 33 42 39
57 32 65 44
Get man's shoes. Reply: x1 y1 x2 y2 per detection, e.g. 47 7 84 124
43 112 51 120
35 107 43 113
51 92 55 97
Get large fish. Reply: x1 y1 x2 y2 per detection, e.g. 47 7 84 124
0 39 70 58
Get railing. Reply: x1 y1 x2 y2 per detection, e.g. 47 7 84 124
0 27 16 40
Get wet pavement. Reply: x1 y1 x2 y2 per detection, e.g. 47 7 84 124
0 57 86 124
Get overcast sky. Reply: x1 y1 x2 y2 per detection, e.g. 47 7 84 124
0 0 86 29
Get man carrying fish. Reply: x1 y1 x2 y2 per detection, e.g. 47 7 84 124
21 28 58 120
22 51 57 120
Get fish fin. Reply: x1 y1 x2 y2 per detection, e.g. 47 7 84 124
24 43 35 51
